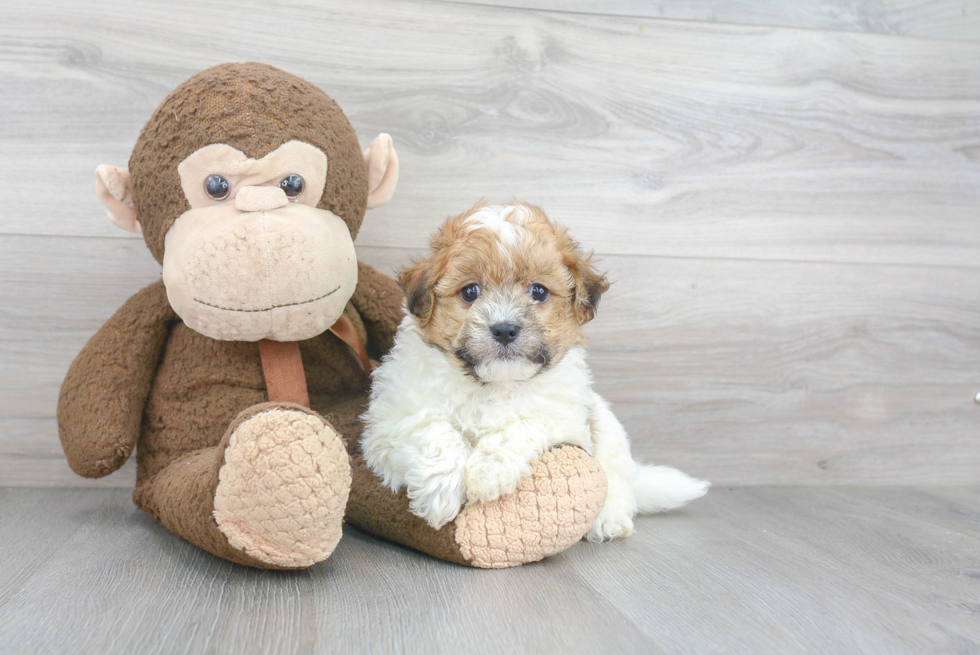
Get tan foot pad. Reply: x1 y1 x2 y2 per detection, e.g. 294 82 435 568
214 409 351 568
454 446 607 569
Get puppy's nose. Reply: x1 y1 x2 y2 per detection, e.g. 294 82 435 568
490 322 521 345
235 185 289 212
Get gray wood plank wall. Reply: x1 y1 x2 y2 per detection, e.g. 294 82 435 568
1 0 978 487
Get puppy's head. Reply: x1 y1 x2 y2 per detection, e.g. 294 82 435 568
400 201 609 383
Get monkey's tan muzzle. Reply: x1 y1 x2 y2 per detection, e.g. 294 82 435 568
162 203 358 342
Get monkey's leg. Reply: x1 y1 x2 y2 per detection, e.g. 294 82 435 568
134 402 350 569
346 445 607 569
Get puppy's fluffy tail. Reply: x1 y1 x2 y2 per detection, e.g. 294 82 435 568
633 465 710 514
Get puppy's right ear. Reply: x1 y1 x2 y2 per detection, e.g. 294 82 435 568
398 257 436 326
570 257 610 325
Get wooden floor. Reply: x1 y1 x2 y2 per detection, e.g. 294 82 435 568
2 0 979 488
2 1 978 652
1 486 978 654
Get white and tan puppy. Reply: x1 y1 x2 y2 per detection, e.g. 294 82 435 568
361 202 708 541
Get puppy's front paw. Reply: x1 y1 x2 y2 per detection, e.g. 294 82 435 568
586 504 635 542
464 449 532 504
407 470 467 530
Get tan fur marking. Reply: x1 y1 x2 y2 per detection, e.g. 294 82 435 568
398 201 610 374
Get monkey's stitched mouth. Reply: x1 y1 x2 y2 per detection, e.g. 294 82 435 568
193 285 341 313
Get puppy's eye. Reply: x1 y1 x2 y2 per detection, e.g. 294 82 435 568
460 283 481 304
530 284 550 303
204 175 230 201
279 174 305 199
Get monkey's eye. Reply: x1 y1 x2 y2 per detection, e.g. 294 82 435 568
460 283 481 304
204 175 230 201
279 174 305 199
530 284 550 303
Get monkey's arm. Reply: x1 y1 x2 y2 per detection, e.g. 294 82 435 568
351 261 405 359
58 279 176 478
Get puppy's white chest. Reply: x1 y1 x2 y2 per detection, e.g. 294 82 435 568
450 384 594 452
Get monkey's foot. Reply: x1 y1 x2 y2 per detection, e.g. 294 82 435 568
213 407 351 568
453 446 607 568
347 445 607 569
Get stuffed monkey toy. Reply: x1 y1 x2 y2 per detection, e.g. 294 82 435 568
58 62 606 570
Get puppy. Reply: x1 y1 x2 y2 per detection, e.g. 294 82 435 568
361 202 708 541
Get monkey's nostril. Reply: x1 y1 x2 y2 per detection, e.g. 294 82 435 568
490 322 521 345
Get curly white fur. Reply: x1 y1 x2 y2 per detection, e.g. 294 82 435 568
361 315 710 540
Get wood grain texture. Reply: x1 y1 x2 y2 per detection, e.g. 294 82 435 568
1 0 979 266
564 486 980 653
452 0 980 43
1 487 978 654
1 0 978 486
3 236 978 486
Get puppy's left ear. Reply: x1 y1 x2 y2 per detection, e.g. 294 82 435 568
569 255 610 324
398 256 437 326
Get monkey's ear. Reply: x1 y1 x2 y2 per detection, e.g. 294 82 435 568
95 165 141 233
363 133 399 210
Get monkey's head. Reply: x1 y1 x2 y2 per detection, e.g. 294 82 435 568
95 62 398 342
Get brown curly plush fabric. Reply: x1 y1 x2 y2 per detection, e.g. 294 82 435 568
129 62 369 263
58 62 606 569
59 273 389 569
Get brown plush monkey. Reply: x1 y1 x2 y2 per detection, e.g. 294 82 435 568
59 62 606 569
